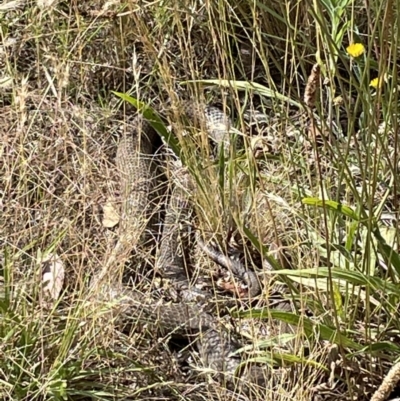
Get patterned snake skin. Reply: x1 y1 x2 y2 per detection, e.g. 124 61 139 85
111 285 270 388
93 101 271 387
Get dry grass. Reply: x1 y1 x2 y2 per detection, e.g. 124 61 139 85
1 0 400 400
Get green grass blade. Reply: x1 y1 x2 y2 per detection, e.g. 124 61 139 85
274 267 400 295
302 198 360 221
373 226 400 278
112 91 182 160
180 79 304 110
236 308 362 350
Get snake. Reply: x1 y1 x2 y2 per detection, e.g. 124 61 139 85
92 100 280 388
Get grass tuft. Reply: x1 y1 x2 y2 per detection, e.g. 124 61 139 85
1 0 400 400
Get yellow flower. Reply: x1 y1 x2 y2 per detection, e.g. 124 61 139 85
346 43 365 57
370 73 389 88
370 77 383 88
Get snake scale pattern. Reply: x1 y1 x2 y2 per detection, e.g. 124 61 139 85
96 101 279 389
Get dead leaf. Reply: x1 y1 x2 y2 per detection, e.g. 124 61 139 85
103 199 120 228
42 253 65 304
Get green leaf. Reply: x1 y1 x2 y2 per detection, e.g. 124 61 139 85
236 308 362 350
332 281 345 320
335 22 350 47
234 333 297 354
359 226 377 277
268 352 328 368
302 198 360 221
241 226 283 271
112 92 182 160
358 341 400 355
274 267 400 296
180 79 304 110
345 220 359 258
373 226 400 278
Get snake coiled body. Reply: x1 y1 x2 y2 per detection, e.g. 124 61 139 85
94 101 270 387
113 287 267 388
